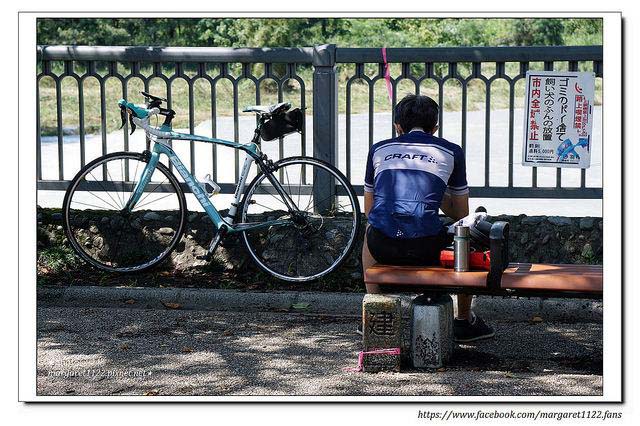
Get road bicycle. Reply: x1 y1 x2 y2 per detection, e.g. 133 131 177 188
62 92 361 282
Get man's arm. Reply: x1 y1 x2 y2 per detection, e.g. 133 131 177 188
443 145 470 221
364 191 374 216
441 191 469 221
363 146 375 217
362 148 376 271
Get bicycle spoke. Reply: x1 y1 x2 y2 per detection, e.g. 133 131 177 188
88 171 124 210
264 183 288 206
260 183 289 209
297 164 303 208
124 158 142 207
252 226 295 260
83 187 121 211
109 222 126 267
134 178 168 209
106 165 123 209
335 202 353 212
120 158 127 207
283 247 298 276
303 188 315 213
132 157 141 183
305 190 340 213
284 166 294 204
293 230 302 276
132 192 176 211
105 168 125 209
250 200 286 214
70 200 116 210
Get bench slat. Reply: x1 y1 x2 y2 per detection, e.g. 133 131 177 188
364 265 488 288
501 263 602 293
364 263 603 296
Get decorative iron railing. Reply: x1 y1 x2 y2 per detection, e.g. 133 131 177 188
36 44 603 199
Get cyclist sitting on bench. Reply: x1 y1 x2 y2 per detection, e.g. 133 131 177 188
361 94 494 342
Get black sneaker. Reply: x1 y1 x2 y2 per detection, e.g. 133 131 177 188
453 312 495 343
356 323 363 336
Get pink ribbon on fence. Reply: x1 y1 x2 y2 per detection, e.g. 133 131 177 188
343 347 401 373
382 47 393 103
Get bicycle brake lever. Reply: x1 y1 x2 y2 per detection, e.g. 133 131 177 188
128 112 136 135
119 106 127 130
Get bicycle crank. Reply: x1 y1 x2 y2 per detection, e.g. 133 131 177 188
196 227 227 262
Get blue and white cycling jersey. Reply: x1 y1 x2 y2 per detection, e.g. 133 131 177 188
364 130 468 239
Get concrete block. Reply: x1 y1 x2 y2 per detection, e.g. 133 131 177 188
411 294 454 369
362 294 402 372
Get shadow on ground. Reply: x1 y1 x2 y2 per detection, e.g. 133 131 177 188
36 306 602 397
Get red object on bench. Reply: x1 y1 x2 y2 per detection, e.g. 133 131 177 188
439 249 491 271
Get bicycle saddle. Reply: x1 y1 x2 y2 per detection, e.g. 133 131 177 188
243 102 291 115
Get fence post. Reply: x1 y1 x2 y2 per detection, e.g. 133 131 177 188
312 44 338 213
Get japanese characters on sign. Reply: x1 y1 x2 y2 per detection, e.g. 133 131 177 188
522 71 595 168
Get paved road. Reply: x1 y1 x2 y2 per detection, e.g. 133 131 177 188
37 306 602 397
38 107 602 216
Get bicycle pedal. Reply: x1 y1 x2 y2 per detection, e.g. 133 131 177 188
195 253 213 262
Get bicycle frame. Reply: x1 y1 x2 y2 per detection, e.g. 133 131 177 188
124 124 299 234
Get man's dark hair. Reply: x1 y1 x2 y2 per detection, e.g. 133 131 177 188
393 94 439 133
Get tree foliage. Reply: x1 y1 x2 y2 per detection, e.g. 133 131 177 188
37 17 602 47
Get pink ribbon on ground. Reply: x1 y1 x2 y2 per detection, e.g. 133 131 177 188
343 347 401 373
382 47 393 103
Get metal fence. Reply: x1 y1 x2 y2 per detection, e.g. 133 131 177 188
36 44 603 199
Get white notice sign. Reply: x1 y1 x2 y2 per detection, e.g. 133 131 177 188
522 71 595 168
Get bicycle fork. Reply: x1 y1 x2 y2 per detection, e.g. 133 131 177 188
123 150 159 213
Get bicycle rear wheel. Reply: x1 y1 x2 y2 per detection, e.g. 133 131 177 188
239 156 361 282
62 152 187 273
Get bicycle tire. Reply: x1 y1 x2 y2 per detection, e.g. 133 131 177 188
239 156 361 282
62 151 187 273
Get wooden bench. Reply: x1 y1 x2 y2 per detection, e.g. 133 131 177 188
360 221 602 370
364 221 603 299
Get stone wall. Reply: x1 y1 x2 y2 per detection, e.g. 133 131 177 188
37 208 602 279
488 214 602 265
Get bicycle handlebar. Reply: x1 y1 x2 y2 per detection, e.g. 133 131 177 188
118 95 176 134
118 99 151 118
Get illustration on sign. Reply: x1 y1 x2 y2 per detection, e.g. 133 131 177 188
522 71 595 169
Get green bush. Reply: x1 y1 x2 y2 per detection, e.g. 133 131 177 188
37 18 602 48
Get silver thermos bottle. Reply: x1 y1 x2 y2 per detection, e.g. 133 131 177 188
454 225 470 272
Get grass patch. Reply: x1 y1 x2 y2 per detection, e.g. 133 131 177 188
37 245 83 276
38 61 602 137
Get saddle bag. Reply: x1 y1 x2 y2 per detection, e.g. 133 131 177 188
260 108 304 141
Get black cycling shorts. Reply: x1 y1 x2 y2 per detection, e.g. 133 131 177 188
366 225 453 266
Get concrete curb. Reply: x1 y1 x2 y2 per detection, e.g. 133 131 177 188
37 285 602 323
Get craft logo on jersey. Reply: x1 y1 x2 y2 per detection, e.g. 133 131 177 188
383 153 438 164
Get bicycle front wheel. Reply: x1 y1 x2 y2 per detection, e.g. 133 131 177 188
62 152 187 273
239 156 361 282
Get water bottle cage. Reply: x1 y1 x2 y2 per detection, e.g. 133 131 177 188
201 174 220 197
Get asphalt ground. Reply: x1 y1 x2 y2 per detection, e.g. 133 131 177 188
36 305 602 397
